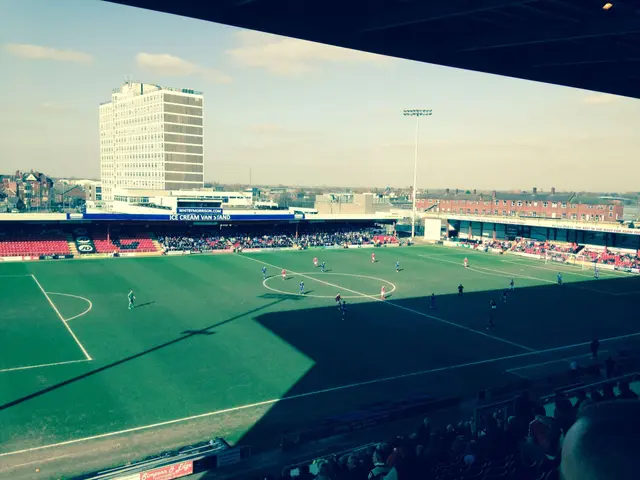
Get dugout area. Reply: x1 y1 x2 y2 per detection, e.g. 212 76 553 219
2 245 640 479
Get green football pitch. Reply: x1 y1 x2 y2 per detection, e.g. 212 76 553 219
2 245 640 475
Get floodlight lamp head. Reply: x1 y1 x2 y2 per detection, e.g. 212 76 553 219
403 109 433 116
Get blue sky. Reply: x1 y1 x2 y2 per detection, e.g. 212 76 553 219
1 0 639 191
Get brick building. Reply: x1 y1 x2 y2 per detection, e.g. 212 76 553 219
315 192 393 215
416 187 623 223
0 170 54 210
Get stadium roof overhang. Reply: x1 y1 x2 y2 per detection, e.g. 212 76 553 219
106 0 640 99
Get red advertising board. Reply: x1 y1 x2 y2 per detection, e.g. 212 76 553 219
139 461 193 480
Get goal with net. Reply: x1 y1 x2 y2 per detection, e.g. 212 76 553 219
544 251 594 270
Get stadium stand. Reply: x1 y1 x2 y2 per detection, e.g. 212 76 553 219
0 230 71 257
485 240 513 252
92 232 159 253
157 228 386 252
452 239 513 253
510 241 578 260
580 248 640 269
448 238 640 269
266 376 640 480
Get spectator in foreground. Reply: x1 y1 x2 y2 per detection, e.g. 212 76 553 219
618 381 639 400
561 400 640 480
368 450 390 479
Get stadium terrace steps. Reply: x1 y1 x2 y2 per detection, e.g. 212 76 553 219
149 232 164 253
93 232 160 254
66 233 79 255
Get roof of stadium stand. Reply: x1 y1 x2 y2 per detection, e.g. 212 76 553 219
105 0 640 99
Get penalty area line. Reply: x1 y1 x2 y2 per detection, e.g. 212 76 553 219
0 359 91 374
30 275 92 361
47 292 93 323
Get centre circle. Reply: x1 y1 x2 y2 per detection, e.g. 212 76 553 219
263 272 397 299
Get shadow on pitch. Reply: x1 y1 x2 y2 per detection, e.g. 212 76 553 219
135 301 156 309
0 296 298 412
181 330 216 336
230 272 640 451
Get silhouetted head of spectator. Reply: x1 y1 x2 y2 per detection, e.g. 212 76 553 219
589 390 603 402
533 404 546 419
561 400 640 480
601 383 615 399
372 450 385 465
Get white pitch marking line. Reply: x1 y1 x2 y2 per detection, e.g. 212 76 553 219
0 359 91 374
419 254 614 296
506 369 530 380
30 275 92 361
471 264 616 296
47 292 93 323
0 453 75 472
3 329 640 459
420 254 555 284
501 258 621 279
506 351 609 373
243 255 535 352
263 272 397 299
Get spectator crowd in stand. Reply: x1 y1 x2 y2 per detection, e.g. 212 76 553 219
450 237 640 269
510 240 578 261
485 240 514 252
450 239 513 253
157 228 386 253
263 381 639 480
580 247 640 269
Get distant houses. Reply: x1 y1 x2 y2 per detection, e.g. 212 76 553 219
0 170 54 211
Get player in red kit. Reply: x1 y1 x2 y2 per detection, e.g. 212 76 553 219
464 257 469 268
371 252 376 263
313 257 318 268
380 285 386 300
281 269 287 280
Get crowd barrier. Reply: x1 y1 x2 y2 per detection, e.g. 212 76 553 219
74 438 247 480
278 394 459 452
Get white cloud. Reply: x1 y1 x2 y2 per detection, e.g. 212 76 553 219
4 43 92 64
581 93 620 105
136 53 232 84
41 102 63 111
248 123 285 134
226 30 389 76
39 102 77 113
380 141 413 149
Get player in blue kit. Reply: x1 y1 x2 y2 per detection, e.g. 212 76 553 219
396 261 400 272
321 261 326 272
430 293 436 309
128 290 135 310
340 300 347 320
299 281 305 294
262 266 267 280
487 300 497 330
